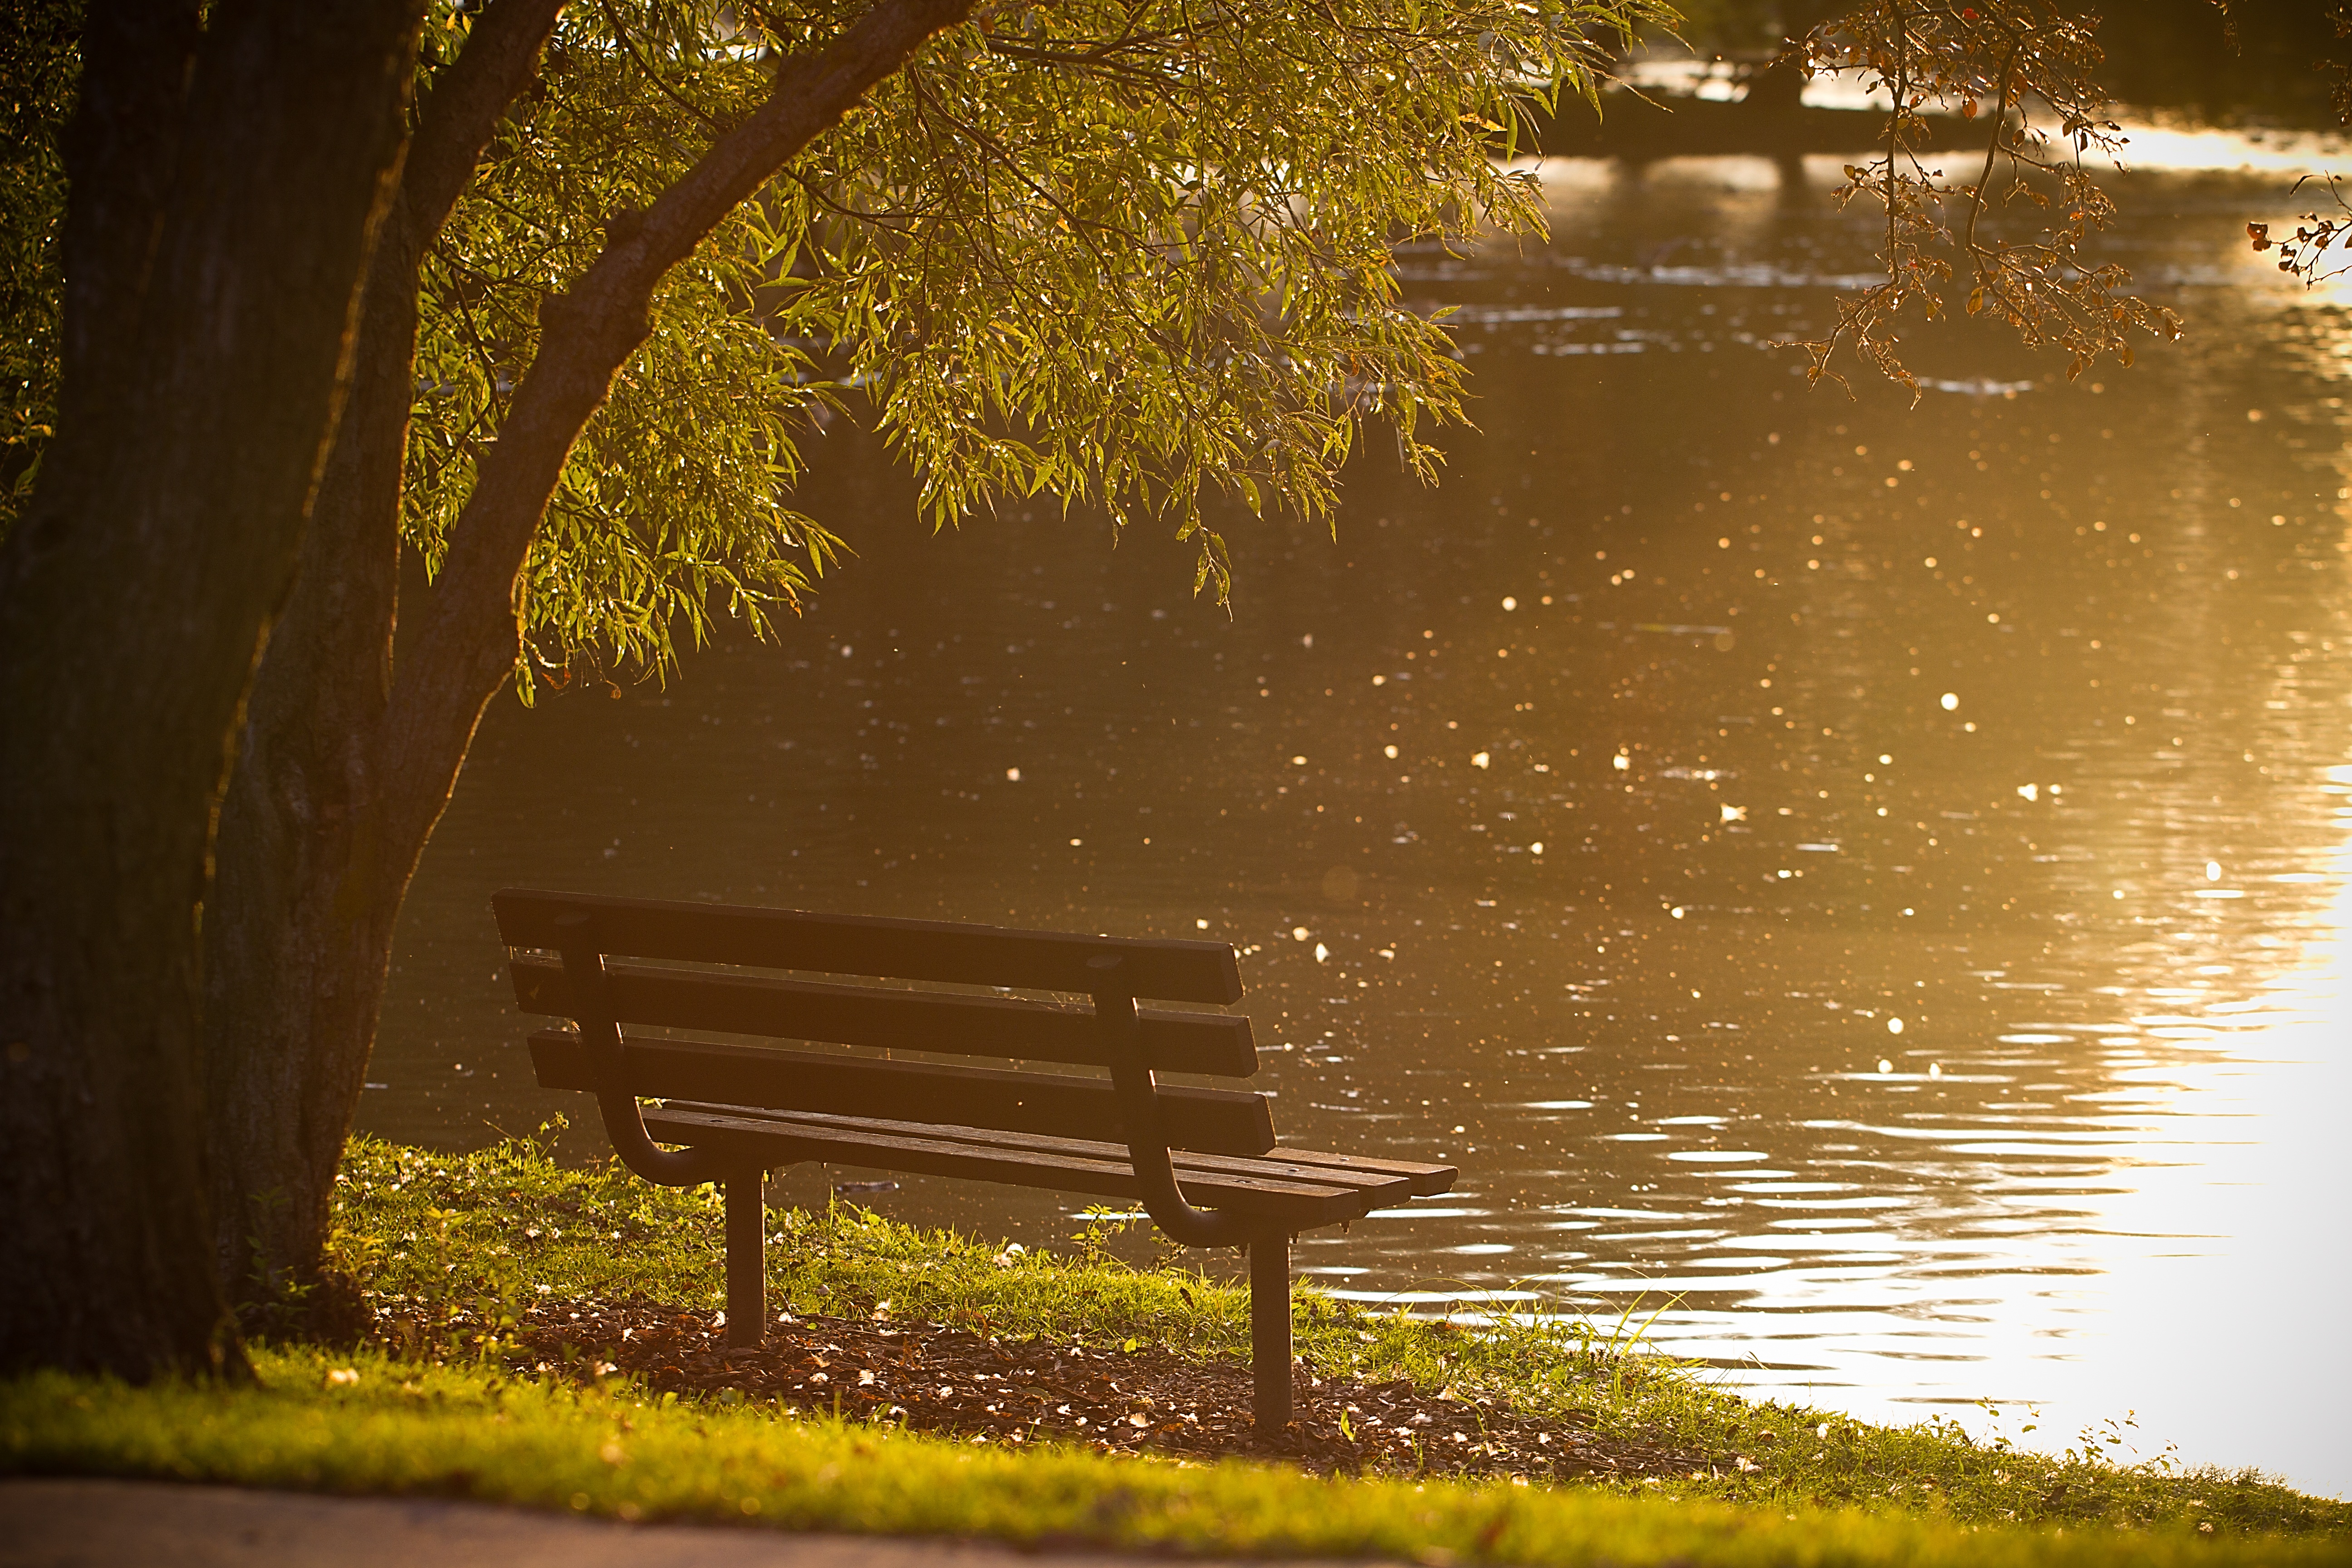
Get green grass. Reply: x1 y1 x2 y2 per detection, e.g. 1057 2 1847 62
4 1132 2344 1566
5 1343 2346 1568
327 1133 2348 1536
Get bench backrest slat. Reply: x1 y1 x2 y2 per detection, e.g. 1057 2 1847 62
493 888 1241 1004
499 888 1267 1153
529 1032 1276 1156
508 957 1256 1077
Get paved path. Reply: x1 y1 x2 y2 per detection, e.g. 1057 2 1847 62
2 1479 1338 1568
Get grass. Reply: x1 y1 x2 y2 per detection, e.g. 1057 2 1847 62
7 1344 2349 1568
3 1131 2346 1565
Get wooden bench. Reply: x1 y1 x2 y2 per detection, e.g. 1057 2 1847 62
493 887 1456 1429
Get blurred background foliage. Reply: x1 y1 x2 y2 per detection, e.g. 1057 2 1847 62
1671 1 2349 127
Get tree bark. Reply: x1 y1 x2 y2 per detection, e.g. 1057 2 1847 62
0 0 423 1377
204 0 566 1313
204 0 977 1301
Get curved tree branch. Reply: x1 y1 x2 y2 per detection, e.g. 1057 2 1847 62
405 0 570 237
380 0 977 851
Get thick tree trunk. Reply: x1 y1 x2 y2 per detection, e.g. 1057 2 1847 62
205 0 567 1313
205 0 977 1301
200 200 431 1314
0 0 421 1377
1738 55 1809 118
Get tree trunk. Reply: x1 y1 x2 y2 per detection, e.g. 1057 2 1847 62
206 0 977 1302
200 191 436 1318
204 0 567 1316
0 0 421 1378
1738 55 1809 118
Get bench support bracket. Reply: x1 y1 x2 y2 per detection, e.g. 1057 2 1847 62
1250 1233 1292 1432
724 1167 767 1349
555 911 732 1188
1091 953 1292 1432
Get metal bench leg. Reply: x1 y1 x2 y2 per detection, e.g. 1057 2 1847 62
1250 1233 1291 1431
724 1167 766 1348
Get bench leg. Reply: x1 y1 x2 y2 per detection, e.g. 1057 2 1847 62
724 1167 766 1349
1249 1233 1291 1432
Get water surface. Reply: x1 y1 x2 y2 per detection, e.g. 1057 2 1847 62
370 149 2352 1495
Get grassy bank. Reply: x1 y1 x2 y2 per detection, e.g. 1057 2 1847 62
4 1133 2345 1564
4 1343 2343 1568
328 1134 2344 1533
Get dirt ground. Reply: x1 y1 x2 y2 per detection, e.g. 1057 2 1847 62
512 1298 1702 1484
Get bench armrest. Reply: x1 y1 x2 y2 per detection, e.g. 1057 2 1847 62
1088 956 1263 1246
557 911 737 1187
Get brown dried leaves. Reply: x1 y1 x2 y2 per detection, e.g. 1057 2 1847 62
510 1297 1701 1484
1797 0 2181 390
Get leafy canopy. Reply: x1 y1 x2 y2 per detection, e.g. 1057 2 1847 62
18 2 2300 690
408 0 1666 691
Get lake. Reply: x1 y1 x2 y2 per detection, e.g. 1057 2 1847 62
365 143 2352 1497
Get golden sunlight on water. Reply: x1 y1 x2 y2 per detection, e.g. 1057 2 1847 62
374 149 2352 1494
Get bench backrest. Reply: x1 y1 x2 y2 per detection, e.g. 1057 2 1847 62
493 889 1273 1156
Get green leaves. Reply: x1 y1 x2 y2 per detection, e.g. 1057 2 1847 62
402 0 1669 686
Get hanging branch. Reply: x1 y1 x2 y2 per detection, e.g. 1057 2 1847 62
1798 0 2180 391
2250 178 2352 285
2247 4 2352 285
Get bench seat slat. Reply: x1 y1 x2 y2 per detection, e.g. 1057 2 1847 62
639 1105 1416 1227
494 888 1241 1003
699 1104 1447 1200
1260 1146 1459 1198
529 1030 1276 1156
510 956 1255 1076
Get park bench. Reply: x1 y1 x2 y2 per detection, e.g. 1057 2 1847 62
493 887 1457 1429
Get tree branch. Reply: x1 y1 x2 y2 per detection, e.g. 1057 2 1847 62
402 0 569 240
379 0 977 842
